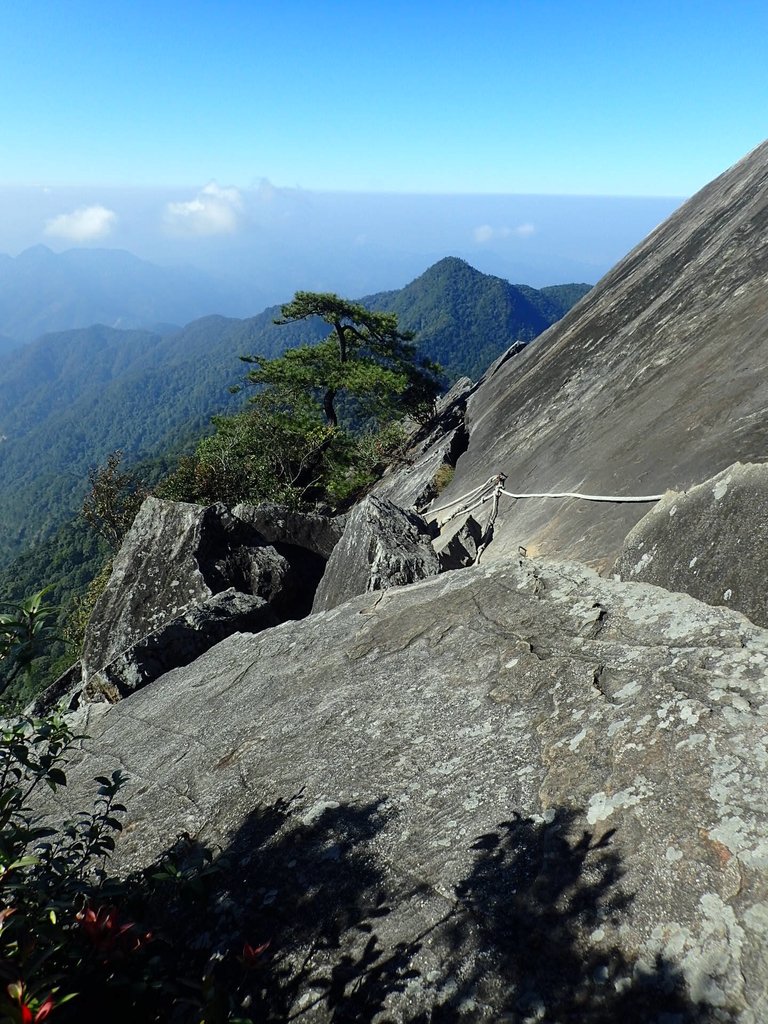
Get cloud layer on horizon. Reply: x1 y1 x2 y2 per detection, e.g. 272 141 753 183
473 223 536 243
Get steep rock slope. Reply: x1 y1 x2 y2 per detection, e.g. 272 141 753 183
614 461 768 627
432 141 768 570
54 558 768 1020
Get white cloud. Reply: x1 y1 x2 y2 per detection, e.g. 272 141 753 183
165 181 243 235
473 222 536 244
473 224 510 244
45 204 117 241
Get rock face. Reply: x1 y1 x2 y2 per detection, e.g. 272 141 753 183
83 498 293 682
232 502 345 560
86 590 278 703
429 140 768 571
54 558 768 1021
434 513 483 570
74 498 344 703
614 461 768 628
312 495 440 613
371 376 474 509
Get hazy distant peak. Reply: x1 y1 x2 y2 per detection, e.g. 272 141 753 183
0 247 238 343
16 243 56 262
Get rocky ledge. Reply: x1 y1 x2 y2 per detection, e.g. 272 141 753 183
49 552 768 1022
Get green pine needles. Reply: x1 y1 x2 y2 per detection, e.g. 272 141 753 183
161 291 442 510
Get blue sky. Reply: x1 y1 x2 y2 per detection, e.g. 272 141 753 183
0 0 765 303
2 0 766 196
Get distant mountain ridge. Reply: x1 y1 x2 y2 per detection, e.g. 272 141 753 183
0 245 238 343
0 259 589 566
367 257 590 379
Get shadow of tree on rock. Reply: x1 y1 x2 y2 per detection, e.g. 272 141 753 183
417 809 732 1023
73 798 737 1022
113 793 426 1022
220 794 427 1021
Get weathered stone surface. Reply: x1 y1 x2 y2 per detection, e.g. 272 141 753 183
232 502 345 560
311 495 440 612
51 559 768 1020
614 461 768 628
371 376 474 509
430 140 768 571
435 514 483 570
84 589 278 702
81 497 296 697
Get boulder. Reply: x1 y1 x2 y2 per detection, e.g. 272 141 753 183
49 558 768 1020
80 497 299 701
312 495 440 613
84 589 278 703
29 661 82 717
435 514 483 570
232 502 345 560
613 461 768 627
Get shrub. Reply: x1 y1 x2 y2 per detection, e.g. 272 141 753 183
0 590 60 703
431 463 455 495
0 711 129 1021
0 597 270 1022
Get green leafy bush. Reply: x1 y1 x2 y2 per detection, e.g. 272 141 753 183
0 711 129 1021
0 596 270 1022
0 590 60 702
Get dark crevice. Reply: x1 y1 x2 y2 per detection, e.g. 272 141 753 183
271 541 327 620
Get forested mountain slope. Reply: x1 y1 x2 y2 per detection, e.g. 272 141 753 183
0 262 588 566
0 313 304 563
367 257 590 379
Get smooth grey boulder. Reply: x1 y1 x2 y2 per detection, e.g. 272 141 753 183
614 461 768 627
81 497 296 699
84 589 278 703
50 559 768 1020
311 495 440 612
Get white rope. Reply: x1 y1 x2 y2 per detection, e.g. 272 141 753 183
421 470 664 564
500 488 664 504
440 487 498 527
421 475 498 517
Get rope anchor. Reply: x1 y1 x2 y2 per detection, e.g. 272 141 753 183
422 471 664 565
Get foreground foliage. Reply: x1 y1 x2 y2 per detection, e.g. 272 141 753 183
0 598 270 1022
0 710 274 1022
0 591 60 703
